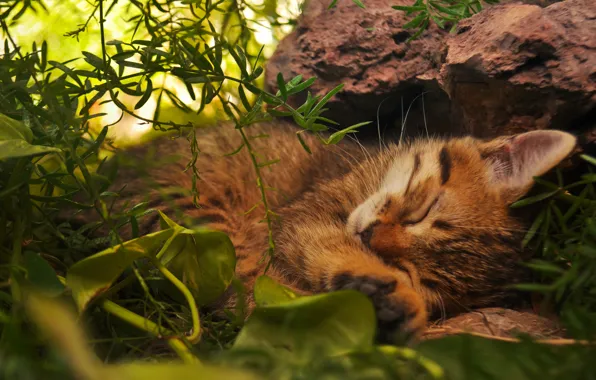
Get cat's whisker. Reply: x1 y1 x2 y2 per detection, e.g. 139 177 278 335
400 91 432 144
375 97 391 152
421 91 429 140
329 142 364 168
399 96 406 146
346 134 375 164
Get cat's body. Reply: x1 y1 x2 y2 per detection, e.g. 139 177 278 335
77 121 576 342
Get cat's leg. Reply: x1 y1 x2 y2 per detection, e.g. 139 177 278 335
276 224 427 343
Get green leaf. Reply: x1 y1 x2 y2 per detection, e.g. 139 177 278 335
23 252 65 297
322 121 371 145
25 295 258 380
276 72 288 101
429 1 463 17
0 113 33 142
417 334 543 379
296 132 312 154
160 219 237 305
238 85 252 111
267 109 292 117
253 275 300 307
392 5 426 11
111 51 136 61
522 210 545 248
309 83 344 117
287 77 316 96
510 190 559 208
67 229 175 312
250 66 264 80
581 154 596 167
403 12 428 29
233 282 376 361
0 114 61 160
103 363 259 380
135 78 153 109
80 89 107 116
67 212 236 311
82 51 105 70
525 260 564 274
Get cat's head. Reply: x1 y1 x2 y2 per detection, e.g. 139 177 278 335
346 130 576 309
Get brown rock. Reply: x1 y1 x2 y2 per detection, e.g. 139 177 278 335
442 0 596 137
266 0 596 143
422 308 566 341
265 0 456 138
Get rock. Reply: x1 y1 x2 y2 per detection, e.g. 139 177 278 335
265 0 596 143
442 0 596 138
422 308 566 340
265 0 456 139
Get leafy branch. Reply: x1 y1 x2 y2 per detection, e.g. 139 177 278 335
393 0 500 40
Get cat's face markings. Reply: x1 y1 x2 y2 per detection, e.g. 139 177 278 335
348 130 577 264
347 142 445 250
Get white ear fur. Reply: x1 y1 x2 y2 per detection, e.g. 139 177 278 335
480 130 577 200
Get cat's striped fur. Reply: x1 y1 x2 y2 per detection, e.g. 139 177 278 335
76 121 576 342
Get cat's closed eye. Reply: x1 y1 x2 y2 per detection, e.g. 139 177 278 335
402 195 440 226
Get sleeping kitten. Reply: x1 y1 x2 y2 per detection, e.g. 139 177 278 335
74 121 576 343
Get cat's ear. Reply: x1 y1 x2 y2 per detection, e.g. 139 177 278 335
479 130 576 203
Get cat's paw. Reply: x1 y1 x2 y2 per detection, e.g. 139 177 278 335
330 273 427 343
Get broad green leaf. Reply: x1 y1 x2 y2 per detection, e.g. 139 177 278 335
67 228 175 312
417 334 591 379
165 225 237 306
233 286 376 361
25 294 258 380
23 252 65 297
67 211 236 311
253 275 299 307
0 113 33 142
25 294 103 380
103 363 258 380
0 139 61 161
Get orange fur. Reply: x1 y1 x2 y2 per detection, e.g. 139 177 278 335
69 121 576 342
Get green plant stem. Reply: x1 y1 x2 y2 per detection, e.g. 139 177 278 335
100 299 200 364
147 243 202 344
98 0 108 78
10 216 23 304
379 345 445 379
237 126 276 268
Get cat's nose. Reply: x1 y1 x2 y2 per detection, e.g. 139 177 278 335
358 222 378 248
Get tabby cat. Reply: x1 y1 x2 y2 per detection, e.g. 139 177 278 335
76 121 576 343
